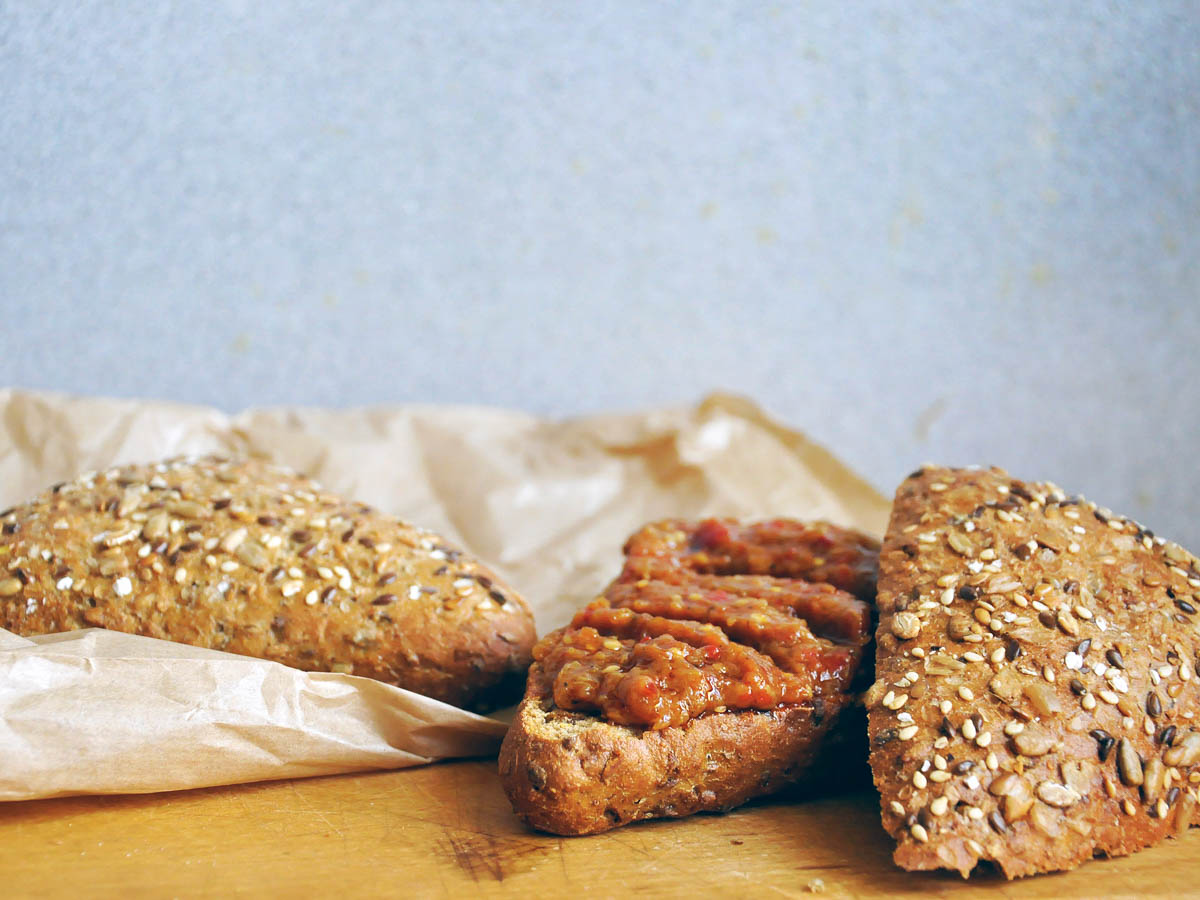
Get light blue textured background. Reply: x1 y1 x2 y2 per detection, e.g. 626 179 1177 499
2 3 1198 542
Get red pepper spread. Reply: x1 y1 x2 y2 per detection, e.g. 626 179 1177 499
534 518 878 730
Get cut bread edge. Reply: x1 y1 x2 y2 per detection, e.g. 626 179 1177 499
498 662 863 836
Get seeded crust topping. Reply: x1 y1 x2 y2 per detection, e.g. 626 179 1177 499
870 466 1200 878
0 455 535 709
534 518 876 730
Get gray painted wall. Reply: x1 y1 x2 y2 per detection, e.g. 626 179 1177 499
2 3 1198 542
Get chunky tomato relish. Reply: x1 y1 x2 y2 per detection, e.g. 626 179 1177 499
534 518 876 730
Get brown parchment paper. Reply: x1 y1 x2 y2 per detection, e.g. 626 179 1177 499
0 389 888 801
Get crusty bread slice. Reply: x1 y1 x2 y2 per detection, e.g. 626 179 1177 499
500 517 878 835
500 662 852 835
869 466 1200 878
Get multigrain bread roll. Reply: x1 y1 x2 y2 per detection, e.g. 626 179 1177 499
869 466 1200 878
500 518 878 834
0 455 536 710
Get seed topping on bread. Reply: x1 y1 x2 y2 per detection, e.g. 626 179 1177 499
0 455 535 708
870 465 1200 878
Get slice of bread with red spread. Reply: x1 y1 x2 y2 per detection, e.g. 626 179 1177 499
499 518 878 835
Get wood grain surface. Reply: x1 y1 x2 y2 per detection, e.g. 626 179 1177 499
2 760 1196 898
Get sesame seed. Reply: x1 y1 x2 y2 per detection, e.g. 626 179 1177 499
898 725 919 741
889 801 905 816
913 771 928 789
910 823 929 843
930 796 949 816
928 770 951 783
958 686 975 701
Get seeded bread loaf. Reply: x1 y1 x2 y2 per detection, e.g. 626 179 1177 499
0 455 536 710
869 466 1200 878
500 518 878 835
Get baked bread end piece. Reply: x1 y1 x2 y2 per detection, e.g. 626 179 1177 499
499 662 848 836
870 465 1200 878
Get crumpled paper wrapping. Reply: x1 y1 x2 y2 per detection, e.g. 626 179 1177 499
0 389 888 801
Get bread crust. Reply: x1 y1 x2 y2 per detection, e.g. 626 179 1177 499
869 466 1200 878
0 455 535 710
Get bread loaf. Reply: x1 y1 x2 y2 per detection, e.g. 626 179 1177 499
0 455 536 710
869 466 1200 877
500 517 878 834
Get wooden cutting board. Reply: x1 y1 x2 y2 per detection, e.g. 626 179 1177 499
2 760 1196 898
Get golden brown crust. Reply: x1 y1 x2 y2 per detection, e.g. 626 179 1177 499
0 455 535 710
869 466 1200 878
499 661 848 835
